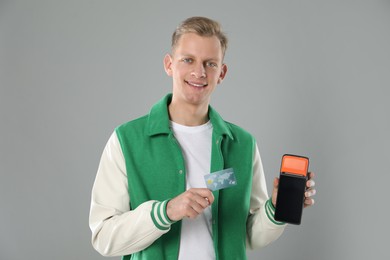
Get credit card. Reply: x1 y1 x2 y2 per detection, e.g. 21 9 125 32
204 168 237 191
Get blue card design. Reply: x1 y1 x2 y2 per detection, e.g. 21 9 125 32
204 168 237 191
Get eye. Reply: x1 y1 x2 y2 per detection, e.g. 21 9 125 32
182 58 193 63
206 61 217 68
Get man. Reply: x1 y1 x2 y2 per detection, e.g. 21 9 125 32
89 16 316 260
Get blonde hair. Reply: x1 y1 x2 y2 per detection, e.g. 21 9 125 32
171 16 228 57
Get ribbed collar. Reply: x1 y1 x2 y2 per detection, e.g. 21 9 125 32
147 93 233 140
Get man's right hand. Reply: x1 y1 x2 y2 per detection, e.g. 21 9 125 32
166 188 214 221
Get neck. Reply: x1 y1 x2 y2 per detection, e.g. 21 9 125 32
168 99 209 126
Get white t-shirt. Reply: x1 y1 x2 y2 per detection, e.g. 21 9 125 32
170 120 215 260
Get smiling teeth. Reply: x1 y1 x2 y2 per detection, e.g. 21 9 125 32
188 82 206 87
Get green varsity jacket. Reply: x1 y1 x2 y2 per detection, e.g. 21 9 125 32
116 94 256 260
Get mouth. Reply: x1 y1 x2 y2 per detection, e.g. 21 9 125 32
185 80 208 88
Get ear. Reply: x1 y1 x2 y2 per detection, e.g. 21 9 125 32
217 63 228 84
163 54 173 76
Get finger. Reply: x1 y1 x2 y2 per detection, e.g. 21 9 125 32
187 201 207 216
306 179 315 188
189 188 215 205
185 206 203 219
271 177 279 207
304 197 315 207
192 193 212 209
305 189 316 198
308 172 315 180
186 194 215 217
174 195 205 218
273 177 279 188
205 193 214 205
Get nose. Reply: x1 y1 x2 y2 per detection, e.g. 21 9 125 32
191 62 206 78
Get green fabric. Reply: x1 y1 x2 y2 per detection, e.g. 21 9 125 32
265 199 285 226
116 94 255 260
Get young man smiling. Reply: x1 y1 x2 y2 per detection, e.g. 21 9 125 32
89 16 316 260
164 32 227 127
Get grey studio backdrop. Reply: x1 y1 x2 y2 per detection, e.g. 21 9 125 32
1 0 389 259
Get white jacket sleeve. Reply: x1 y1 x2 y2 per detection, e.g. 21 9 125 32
89 132 173 256
246 144 286 249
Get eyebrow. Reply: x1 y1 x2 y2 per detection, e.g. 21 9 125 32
178 53 221 63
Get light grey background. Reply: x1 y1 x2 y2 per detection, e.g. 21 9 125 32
1 0 389 259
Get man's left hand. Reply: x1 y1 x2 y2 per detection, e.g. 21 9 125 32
271 172 316 208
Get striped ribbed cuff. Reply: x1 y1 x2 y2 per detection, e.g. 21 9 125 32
151 200 176 230
265 199 285 225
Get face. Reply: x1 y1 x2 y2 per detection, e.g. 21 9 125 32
164 33 227 107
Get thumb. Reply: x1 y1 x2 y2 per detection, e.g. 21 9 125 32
273 177 279 188
272 177 279 207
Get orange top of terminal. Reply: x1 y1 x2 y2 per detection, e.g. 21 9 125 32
281 155 309 176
